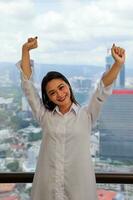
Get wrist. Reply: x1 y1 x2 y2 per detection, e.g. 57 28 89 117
114 60 123 67
22 44 30 52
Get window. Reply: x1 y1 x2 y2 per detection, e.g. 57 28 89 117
0 1 133 198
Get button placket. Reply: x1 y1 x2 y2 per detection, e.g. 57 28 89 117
55 117 66 200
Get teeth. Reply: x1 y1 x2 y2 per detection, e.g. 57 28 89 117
58 97 66 101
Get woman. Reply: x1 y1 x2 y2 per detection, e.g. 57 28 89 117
17 37 125 200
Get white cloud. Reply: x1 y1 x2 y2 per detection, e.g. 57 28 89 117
0 0 35 19
0 0 132 67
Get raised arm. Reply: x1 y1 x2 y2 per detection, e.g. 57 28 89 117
86 44 125 126
102 44 125 86
21 37 38 79
17 37 46 125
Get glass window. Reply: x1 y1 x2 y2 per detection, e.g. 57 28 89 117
0 183 132 200
0 183 31 200
97 184 133 200
0 0 133 173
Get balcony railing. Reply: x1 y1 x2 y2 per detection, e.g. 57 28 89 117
0 173 133 184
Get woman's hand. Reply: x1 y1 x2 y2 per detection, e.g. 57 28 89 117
102 44 126 86
21 37 38 79
22 36 38 51
111 44 125 65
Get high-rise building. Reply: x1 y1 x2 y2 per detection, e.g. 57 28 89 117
70 77 91 90
106 49 125 88
119 65 125 88
99 89 133 161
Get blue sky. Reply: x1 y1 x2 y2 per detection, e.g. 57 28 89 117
0 0 133 68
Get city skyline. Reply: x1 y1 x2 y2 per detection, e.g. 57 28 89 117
1 1 133 199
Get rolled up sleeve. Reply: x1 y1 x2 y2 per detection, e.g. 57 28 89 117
86 79 114 126
16 60 46 125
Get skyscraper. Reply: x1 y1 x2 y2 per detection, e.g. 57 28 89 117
99 89 133 161
106 49 125 88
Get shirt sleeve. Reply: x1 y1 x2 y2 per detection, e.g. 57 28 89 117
86 79 113 126
16 60 46 125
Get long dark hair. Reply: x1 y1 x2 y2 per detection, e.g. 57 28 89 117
41 71 78 111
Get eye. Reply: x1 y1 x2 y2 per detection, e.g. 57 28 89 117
49 91 56 96
59 85 64 90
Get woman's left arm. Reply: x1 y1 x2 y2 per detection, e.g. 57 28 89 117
102 44 125 87
86 44 125 126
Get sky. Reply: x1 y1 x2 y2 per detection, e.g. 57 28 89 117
0 0 133 67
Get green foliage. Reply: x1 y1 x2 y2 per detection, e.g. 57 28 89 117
28 131 42 142
6 160 19 172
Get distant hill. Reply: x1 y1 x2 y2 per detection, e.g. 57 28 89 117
34 63 105 82
0 61 132 84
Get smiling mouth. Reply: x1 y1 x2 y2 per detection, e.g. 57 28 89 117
57 96 67 102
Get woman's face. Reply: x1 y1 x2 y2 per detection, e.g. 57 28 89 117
46 78 72 110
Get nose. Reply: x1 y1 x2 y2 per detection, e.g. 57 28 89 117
56 90 63 98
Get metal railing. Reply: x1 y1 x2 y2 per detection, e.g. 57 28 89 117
0 173 133 184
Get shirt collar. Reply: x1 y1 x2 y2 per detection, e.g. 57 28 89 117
52 103 80 115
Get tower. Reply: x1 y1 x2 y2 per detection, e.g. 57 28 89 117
105 49 125 88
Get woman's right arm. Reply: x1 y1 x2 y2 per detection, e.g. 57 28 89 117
21 37 37 79
18 37 46 125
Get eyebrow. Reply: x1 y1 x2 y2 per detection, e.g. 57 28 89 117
48 83 64 94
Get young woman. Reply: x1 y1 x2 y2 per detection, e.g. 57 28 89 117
17 37 125 200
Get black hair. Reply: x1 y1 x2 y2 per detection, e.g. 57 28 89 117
41 71 78 111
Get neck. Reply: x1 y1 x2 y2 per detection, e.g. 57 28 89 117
59 102 72 114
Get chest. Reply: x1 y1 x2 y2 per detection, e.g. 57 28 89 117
43 110 91 141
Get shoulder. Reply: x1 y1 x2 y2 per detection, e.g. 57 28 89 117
77 104 89 115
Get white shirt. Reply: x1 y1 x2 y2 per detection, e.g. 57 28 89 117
17 61 113 200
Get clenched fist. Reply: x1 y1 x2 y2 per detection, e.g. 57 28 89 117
22 36 38 51
111 44 125 65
